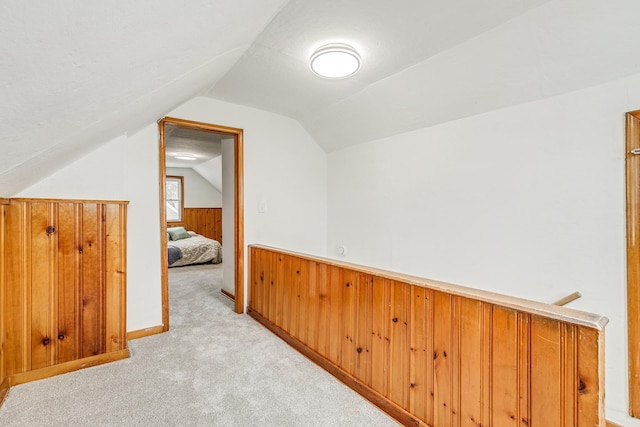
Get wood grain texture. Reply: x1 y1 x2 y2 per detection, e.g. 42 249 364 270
0 204 6 396
627 110 640 418
0 198 128 402
179 208 222 244
126 325 164 340
249 245 607 427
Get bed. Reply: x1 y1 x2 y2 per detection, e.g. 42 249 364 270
167 227 222 267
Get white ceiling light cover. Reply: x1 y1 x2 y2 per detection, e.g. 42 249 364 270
309 43 361 78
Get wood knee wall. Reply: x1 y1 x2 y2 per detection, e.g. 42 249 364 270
0 198 129 406
248 245 607 427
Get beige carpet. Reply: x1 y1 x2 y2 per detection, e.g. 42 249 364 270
0 262 397 426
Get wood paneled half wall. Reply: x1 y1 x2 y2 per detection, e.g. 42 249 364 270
0 198 129 406
170 207 222 244
249 245 608 427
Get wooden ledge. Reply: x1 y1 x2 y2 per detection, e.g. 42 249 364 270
250 244 609 331
6 197 129 205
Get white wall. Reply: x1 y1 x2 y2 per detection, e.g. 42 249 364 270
169 97 328 256
194 156 223 193
166 167 222 208
327 72 640 425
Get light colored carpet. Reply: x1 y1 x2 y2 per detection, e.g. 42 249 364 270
0 263 397 426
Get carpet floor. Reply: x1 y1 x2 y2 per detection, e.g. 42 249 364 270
0 263 397 426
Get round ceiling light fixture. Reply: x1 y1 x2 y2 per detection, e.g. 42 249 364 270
309 43 361 79
175 153 197 161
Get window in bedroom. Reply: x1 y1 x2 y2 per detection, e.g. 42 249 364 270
165 176 184 223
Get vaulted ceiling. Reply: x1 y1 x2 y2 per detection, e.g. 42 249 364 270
2 0 640 195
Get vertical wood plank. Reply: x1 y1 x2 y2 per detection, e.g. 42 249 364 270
262 250 273 322
267 251 278 323
425 289 435 425
457 297 484 427
371 276 390 398
289 257 301 339
410 285 428 422
327 266 343 366
316 263 329 357
519 313 531 427
29 202 54 370
104 204 126 353
451 296 461 427
275 253 285 327
281 255 292 333
491 307 519 427
81 203 104 357
577 327 604 427
562 324 577 427
248 247 257 311
297 259 310 345
530 316 562 427
0 203 5 384
341 269 357 375
56 202 79 363
254 249 264 315
3 202 28 375
354 273 372 386
433 291 452 427
389 280 410 411
306 261 319 352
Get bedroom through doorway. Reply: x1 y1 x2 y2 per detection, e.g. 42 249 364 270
159 117 244 332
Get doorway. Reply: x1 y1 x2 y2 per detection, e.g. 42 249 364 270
159 117 244 331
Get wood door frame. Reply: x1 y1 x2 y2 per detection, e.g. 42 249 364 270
159 117 245 329
627 110 640 417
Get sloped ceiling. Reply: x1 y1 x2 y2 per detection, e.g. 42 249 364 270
0 0 286 196
3 0 640 195
210 0 640 152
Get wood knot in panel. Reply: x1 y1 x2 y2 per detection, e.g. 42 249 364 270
578 378 587 394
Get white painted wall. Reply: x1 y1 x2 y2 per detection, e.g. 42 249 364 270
327 72 640 426
221 137 235 295
166 167 222 208
194 156 223 193
169 97 328 257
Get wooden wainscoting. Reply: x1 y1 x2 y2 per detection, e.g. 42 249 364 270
249 245 608 427
171 207 222 244
0 198 129 398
